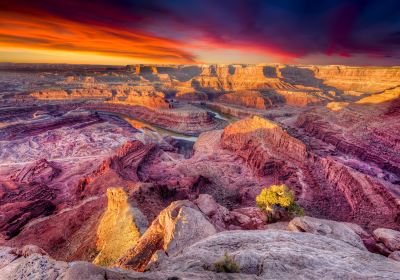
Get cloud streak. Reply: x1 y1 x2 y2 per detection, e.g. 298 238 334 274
1 0 399 64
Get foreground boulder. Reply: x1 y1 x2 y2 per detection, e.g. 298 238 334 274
373 228 400 259
373 228 400 252
288 216 366 250
154 230 400 279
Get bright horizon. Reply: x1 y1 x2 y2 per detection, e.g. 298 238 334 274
1 1 400 66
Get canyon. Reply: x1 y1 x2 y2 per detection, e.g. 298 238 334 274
0 63 400 279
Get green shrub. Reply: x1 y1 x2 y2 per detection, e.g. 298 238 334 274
256 184 304 218
213 252 240 273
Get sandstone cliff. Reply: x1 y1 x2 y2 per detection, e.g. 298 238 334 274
93 188 147 266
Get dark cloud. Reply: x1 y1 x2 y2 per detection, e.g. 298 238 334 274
1 0 399 63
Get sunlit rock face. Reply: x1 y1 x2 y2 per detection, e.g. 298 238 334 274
93 188 147 266
1 63 400 278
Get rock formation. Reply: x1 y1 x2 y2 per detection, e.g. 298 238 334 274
373 228 400 257
92 188 147 266
116 200 216 271
288 216 366 250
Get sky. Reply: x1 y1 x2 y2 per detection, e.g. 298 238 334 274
0 0 399 65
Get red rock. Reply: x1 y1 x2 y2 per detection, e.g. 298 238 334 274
10 159 60 185
220 116 400 231
77 140 157 197
218 90 269 109
221 116 308 176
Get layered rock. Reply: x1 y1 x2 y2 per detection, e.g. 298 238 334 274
295 105 400 178
221 116 308 176
77 140 157 197
318 157 400 229
220 116 400 230
218 90 269 109
108 85 170 109
31 88 112 101
357 86 400 104
185 64 292 92
9 159 60 185
274 89 324 106
296 65 400 93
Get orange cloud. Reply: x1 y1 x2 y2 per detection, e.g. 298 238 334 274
0 12 196 64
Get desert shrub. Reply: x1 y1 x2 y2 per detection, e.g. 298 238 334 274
256 184 304 218
213 252 240 273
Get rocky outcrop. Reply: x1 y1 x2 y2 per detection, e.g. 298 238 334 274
154 230 400 279
373 228 400 252
389 251 400 261
175 88 208 101
92 188 147 266
288 216 366 250
116 200 216 271
0 200 56 240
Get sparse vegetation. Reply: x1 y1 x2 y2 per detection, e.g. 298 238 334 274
212 252 240 273
256 184 304 221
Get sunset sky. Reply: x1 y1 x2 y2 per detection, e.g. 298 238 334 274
1 0 399 65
